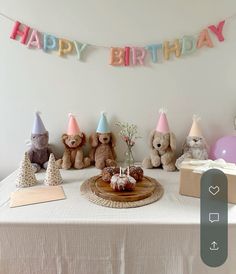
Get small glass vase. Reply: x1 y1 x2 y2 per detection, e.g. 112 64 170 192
124 147 135 167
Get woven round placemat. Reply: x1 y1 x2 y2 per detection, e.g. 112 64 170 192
80 175 164 208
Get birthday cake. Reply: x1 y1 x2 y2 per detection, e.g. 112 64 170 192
110 174 136 191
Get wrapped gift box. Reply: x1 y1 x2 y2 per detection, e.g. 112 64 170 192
179 160 236 204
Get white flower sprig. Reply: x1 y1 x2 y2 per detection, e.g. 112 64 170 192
116 122 141 149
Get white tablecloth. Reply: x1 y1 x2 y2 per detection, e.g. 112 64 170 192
0 167 235 274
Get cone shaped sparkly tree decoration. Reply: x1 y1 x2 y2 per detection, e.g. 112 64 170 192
44 153 63 186
16 153 38 187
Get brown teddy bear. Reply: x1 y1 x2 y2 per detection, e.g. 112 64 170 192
56 114 90 170
57 133 90 169
142 109 176 171
89 132 117 169
89 112 117 169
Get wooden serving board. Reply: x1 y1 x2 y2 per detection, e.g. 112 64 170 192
90 176 157 202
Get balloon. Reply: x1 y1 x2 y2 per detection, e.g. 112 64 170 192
131 47 146 65
197 29 214 48
27 30 41 49
43 34 58 52
208 20 225 42
10 21 30 44
146 44 162 63
58 39 73 56
163 39 181 60
181 36 197 55
109 47 125 66
74 41 87 60
124 47 130 66
210 135 236 164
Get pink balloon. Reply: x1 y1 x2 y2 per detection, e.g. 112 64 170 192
210 135 236 164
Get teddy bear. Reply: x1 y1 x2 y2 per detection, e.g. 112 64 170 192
89 112 117 169
175 136 208 170
142 130 177 171
57 133 91 169
28 131 52 172
142 109 176 171
27 112 52 173
89 132 117 169
175 115 208 170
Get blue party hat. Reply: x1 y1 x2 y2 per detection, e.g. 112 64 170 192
96 112 110 133
32 111 47 134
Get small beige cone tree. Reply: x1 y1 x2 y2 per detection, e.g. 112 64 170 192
16 153 38 187
44 154 63 186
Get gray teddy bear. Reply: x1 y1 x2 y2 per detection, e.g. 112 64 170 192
27 112 52 172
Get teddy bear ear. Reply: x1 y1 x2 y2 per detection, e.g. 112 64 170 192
89 133 99 147
62 133 68 141
80 132 86 145
169 132 176 151
182 138 189 152
149 130 156 149
110 132 116 147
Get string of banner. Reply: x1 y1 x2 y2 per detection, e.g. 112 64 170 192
1 11 236 66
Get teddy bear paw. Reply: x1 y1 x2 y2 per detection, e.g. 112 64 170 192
62 161 72 170
95 161 106 170
163 164 176 172
106 159 117 167
74 162 84 169
84 157 91 168
142 158 153 169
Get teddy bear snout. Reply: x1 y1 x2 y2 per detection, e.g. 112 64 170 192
103 137 108 141
157 143 161 147
71 140 76 145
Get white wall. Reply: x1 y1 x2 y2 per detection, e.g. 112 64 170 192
1 0 236 179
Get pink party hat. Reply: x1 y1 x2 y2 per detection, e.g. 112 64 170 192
156 108 170 133
189 115 203 137
67 113 80 135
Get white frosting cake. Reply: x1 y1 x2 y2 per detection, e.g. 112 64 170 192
110 174 136 191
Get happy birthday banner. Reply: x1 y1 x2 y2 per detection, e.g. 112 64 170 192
0 12 233 66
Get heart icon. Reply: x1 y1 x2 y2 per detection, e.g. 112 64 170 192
209 185 220 196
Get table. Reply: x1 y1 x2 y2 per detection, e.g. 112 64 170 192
0 167 236 274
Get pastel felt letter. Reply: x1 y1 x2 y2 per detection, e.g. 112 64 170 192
131 47 146 65
146 44 162 63
58 39 73 56
73 41 87 60
27 30 41 49
181 36 197 55
163 40 181 60
197 29 214 48
125 47 130 66
43 34 58 51
208 20 225 42
110 47 125 66
10 21 30 44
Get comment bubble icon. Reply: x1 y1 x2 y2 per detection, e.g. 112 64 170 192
209 213 219 223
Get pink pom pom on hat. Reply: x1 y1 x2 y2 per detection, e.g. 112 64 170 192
188 115 203 137
67 113 80 135
155 108 170 133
